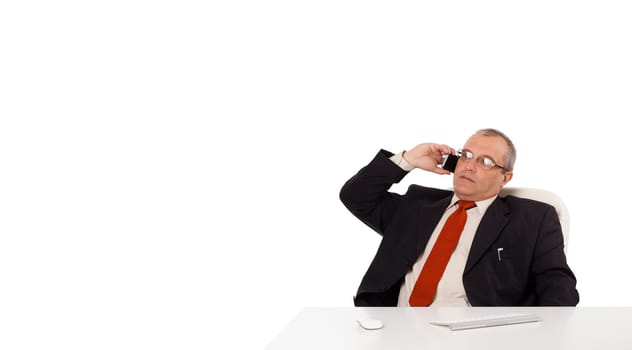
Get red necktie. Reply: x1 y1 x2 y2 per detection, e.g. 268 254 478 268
409 200 476 306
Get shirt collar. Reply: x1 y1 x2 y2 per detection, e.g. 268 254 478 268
449 194 497 215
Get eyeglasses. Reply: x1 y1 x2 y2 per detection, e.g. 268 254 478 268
457 149 509 171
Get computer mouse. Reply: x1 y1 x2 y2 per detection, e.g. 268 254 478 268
357 318 384 330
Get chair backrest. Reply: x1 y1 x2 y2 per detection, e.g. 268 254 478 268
498 187 570 253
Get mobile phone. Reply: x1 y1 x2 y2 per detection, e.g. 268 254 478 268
441 154 459 173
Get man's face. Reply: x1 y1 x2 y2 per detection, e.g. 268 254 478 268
452 133 513 201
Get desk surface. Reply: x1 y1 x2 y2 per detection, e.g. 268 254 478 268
266 307 632 350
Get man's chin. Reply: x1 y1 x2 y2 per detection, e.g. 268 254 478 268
453 181 473 193
454 183 478 196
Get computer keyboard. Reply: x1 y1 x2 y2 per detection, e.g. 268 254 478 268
429 313 541 331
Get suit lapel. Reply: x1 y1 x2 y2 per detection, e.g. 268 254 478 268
412 196 452 261
464 197 510 274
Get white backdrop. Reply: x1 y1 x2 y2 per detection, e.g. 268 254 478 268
1 1 631 349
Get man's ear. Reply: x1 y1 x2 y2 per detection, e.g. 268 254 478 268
500 171 513 186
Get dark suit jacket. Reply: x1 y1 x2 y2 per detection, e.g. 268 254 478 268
340 150 579 307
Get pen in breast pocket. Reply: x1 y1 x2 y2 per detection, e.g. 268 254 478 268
497 248 504 261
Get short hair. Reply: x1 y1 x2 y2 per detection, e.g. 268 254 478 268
475 128 516 172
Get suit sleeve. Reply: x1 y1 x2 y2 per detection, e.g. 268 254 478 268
532 205 580 306
339 149 409 236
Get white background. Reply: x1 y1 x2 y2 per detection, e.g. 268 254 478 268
1 1 631 349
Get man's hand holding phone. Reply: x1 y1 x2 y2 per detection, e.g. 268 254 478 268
403 143 457 175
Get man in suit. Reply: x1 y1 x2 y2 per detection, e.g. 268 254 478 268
340 128 579 307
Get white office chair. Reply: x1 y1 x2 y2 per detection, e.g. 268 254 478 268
499 187 570 253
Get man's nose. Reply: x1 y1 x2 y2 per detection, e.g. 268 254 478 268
464 159 476 172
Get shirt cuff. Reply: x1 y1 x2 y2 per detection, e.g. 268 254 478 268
390 151 415 172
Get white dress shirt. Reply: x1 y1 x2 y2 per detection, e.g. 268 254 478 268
390 152 496 306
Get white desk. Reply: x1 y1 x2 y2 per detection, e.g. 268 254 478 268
266 307 632 350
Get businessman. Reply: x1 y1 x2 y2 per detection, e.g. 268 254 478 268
340 128 579 306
